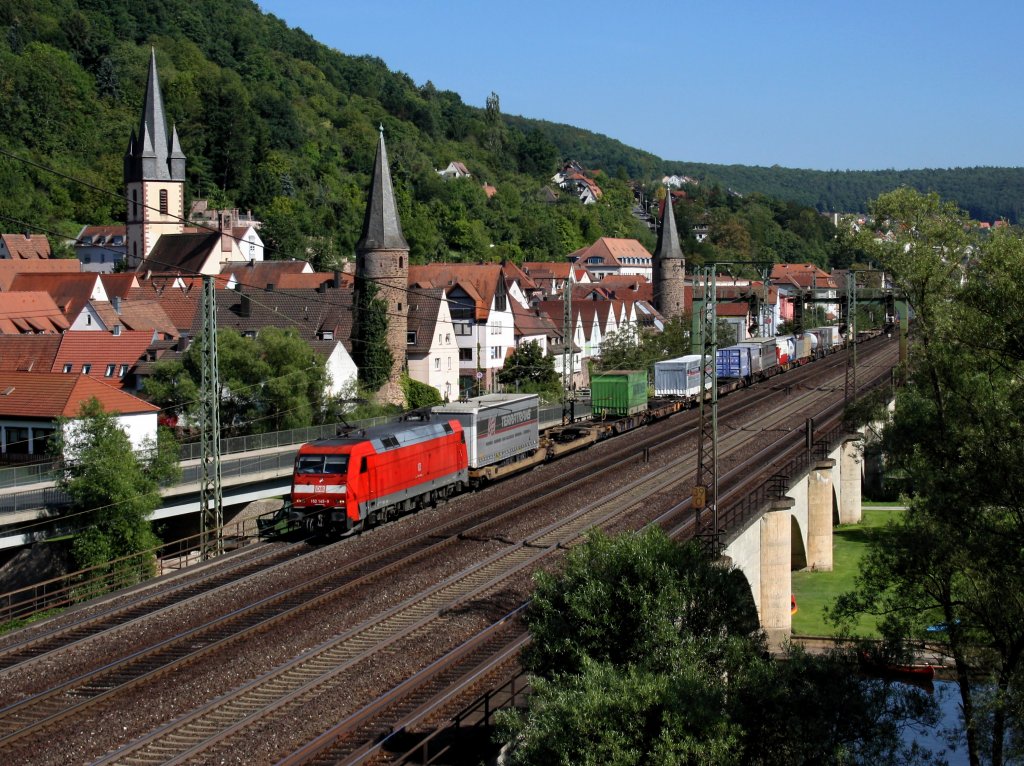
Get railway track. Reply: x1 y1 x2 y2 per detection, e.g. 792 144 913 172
0 338 896 764
255 350 899 765
88 343 894 764
0 540 310 673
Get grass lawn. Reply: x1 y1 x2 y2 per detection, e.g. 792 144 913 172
791 508 903 637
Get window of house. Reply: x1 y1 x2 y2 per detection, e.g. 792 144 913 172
398 302 402 312
105 364 115 377
119 364 128 377
438 333 442 345
82 364 91 374
459 348 472 361
5 427 28 455
447 357 452 370
454 322 472 336
407 331 416 345
490 346 502 359
31 428 53 456
62 363 72 373
159 189 168 215
86 315 92 326
445 333 451 344
434 358 440 370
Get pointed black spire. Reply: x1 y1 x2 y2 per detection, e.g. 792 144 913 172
357 126 408 252
653 189 684 262
125 48 185 182
652 188 686 319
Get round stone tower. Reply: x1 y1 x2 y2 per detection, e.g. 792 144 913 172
652 188 686 320
355 127 409 406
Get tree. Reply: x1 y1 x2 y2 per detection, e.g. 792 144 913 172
144 327 333 435
353 278 394 394
402 374 443 408
497 341 559 398
52 399 180 582
832 190 1024 766
501 528 938 765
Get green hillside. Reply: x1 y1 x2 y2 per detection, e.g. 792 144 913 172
0 0 1017 275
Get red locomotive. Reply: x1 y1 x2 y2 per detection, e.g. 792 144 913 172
291 416 468 535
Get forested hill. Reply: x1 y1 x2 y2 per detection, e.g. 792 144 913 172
0 0 1019 273
505 115 1024 224
661 163 1024 224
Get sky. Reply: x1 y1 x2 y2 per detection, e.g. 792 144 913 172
255 1 1021 172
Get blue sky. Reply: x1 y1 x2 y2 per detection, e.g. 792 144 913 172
255 1 1020 172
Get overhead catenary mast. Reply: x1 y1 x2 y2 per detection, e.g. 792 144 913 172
199 275 223 559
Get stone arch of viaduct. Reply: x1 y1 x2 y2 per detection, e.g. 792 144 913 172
723 434 864 649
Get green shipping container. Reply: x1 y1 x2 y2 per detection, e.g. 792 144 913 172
590 370 648 417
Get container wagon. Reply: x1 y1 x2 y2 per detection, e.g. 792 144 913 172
654 354 705 400
433 393 542 484
716 345 753 383
736 337 779 380
591 370 649 417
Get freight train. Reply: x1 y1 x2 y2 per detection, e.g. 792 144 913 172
283 328 855 537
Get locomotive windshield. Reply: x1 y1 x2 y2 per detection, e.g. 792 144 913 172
296 454 348 474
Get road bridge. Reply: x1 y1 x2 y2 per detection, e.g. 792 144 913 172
0 404 579 549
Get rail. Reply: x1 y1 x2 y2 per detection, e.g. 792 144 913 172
0 512 273 626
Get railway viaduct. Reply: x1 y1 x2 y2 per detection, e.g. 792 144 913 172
723 433 864 648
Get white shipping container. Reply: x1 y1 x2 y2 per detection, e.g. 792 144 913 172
654 354 705 397
736 338 778 375
433 393 539 469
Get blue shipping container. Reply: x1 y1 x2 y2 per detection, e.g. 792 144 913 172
716 346 752 380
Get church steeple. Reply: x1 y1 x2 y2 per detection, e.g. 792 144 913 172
357 126 408 252
355 127 410 406
125 48 186 183
652 188 686 320
124 48 186 268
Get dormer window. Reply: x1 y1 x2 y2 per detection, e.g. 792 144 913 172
62 363 72 373
105 364 115 377
119 364 128 377
82 363 92 374
407 331 417 345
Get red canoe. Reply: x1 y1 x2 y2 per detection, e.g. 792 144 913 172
858 651 935 681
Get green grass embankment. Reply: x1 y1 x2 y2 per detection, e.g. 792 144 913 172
791 507 904 637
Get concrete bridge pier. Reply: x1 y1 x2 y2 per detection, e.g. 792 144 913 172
840 435 863 524
760 497 795 650
806 459 836 571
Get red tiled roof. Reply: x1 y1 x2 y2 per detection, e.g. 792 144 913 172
0 372 159 418
769 263 837 289
0 233 51 259
0 292 70 334
0 335 62 371
572 237 652 267
223 260 314 292
127 281 202 334
51 331 156 387
0 259 81 291
99 273 140 299
409 263 505 320
8 273 102 320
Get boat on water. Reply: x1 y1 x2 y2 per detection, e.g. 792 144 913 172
858 651 935 681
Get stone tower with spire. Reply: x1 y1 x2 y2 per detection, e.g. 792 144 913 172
652 188 686 320
124 49 186 269
356 127 409 406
